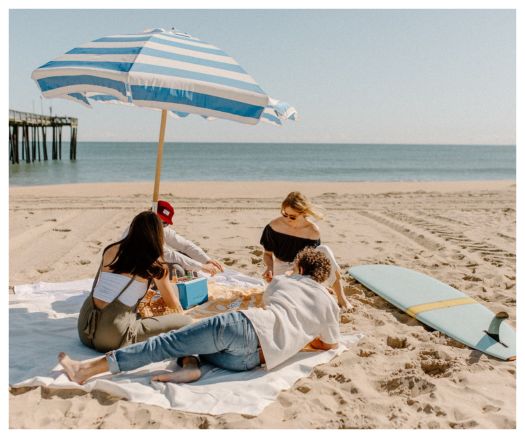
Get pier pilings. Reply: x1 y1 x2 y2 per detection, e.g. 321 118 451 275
9 110 78 164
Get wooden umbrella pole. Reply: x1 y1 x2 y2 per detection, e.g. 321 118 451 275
152 109 168 209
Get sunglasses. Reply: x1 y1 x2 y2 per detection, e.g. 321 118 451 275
281 210 300 220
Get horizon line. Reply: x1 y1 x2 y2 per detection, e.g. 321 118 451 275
75 141 516 147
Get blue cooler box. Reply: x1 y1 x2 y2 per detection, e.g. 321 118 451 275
176 277 208 309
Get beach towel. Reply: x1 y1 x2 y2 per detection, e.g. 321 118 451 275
10 270 363 416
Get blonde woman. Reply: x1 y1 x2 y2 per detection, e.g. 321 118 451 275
260 191 351 310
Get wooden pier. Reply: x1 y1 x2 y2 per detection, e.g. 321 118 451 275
9 110 78 164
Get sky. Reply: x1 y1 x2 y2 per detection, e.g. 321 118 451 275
9 8 516 144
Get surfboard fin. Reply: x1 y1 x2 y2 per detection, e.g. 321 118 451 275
484 311 509 347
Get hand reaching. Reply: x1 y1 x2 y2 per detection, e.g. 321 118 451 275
202 262 220 276
208 259 224 272
262 268 273 283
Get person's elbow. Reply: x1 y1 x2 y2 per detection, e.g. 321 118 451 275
166 297 184 313
311 338 338 350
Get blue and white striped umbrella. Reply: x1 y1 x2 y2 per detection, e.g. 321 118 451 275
32 28 297 125
31 28 297 201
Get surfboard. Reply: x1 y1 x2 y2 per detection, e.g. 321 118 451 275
348 264 516 361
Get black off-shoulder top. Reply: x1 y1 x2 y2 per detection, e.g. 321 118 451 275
260 224 321 262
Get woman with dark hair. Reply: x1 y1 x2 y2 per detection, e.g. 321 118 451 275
77 211 193 354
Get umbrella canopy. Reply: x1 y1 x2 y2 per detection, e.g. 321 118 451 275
31 28 297 201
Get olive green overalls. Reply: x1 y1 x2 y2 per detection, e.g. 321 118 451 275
78 260 193 353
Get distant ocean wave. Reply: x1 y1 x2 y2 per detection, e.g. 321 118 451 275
9 142 516 186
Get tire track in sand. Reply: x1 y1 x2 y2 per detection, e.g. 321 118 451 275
361 209 514 269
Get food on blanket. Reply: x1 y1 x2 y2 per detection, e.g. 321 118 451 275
138 283 266 318
207 282 264 300
138 289 178 318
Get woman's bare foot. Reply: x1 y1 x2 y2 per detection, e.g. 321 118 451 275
152 368 202 383
338 295 353 311
58 352 90 384
152 357 201 383
58 352 109 384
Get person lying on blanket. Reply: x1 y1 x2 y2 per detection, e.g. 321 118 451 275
58 247 341 385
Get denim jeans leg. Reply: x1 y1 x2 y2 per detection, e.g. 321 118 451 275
107 311 257 373
200 315 260 371
201 350 260 371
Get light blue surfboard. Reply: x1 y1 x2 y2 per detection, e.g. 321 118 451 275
348 265 516 361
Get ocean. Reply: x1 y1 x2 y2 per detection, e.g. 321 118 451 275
9 142 516 186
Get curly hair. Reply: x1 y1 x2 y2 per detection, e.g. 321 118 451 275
294 247 331 283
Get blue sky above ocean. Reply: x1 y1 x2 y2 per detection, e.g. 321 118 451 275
9 9 515 145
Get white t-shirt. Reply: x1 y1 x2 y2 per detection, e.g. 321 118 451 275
240 274 340 370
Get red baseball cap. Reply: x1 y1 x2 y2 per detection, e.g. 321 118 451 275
156 200 174 225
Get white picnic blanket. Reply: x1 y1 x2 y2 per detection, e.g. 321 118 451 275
10 270 363 416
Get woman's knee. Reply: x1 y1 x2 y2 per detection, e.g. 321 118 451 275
316 245 337 264
317 245 340 284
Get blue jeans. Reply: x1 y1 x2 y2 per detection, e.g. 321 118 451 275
106 311 261 373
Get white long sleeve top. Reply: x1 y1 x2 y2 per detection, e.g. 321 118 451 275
120 226 210 271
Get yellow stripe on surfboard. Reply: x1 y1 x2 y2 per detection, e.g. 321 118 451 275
406 297 477 318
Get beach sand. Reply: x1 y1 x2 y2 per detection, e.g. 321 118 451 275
9 180 516 429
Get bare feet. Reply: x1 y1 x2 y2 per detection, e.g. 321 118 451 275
338 296 353 311
151 368 202 383
58 352 89 384
152 357 201 383
58 352 109 384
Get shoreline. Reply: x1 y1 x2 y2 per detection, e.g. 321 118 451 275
9 179 516 198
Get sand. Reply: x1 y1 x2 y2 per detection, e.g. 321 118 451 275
9 180 516 429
